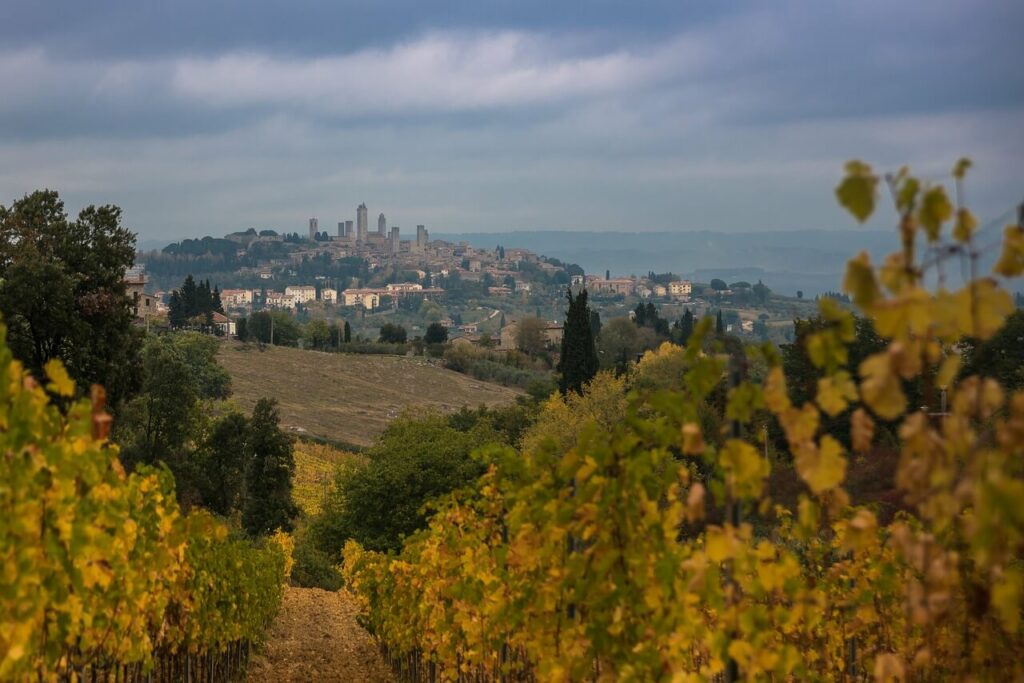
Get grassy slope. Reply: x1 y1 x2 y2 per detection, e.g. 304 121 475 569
217 341 521 447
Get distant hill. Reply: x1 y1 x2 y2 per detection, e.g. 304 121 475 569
436 229 896 296
217 342 521 447
436 227 1019 296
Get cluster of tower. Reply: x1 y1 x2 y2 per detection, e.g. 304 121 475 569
303 204 430 254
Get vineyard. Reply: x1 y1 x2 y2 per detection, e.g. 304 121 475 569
343 161 1024 681
0 330 291 680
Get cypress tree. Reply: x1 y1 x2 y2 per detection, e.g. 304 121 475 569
680 308 695 344
343 320 352 342
589 309 602 339
557 288 599 395
716 309 724 335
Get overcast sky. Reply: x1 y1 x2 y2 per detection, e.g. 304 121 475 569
1 1 1021 241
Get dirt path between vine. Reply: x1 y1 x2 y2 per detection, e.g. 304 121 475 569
246 586 393 682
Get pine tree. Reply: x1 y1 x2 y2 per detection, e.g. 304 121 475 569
242 399 298 536
557 288 599 395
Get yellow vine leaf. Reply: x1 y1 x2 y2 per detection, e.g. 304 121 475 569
958 278 1014 341
994 224 1024 277
719 439 770 499
850 408 875 453
871 287 931 340
835 160 878 223
44 359 75 397
917 185 953 242
795 435 847 494
952 208 978 243
705 527 738 563
952 157 972 179
816 372 858 417
859 351 906 420
934 355 960 390
844 251 881 308
763 367 791 414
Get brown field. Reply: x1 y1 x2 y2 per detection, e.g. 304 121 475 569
217 341 521 447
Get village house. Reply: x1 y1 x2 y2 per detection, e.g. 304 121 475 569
320 288 337 303
669 280 693 299
220 288 253 307
594 278 636 296
284 285 317 303
341 289 380 309
211 311 236 336
499 320 564 351
124 268 158 321
385 282 423 293
265 292 297 310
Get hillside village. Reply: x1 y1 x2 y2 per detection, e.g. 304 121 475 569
135 205 822 351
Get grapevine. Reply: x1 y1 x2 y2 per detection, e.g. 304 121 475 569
343 160 1024 682
0 327 289 681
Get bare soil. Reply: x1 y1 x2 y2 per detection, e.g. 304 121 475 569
246 586 392 682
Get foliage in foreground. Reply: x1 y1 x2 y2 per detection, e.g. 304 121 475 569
343 161 1024 681
0 329 289 680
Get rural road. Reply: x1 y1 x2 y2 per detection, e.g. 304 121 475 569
246 586 393 682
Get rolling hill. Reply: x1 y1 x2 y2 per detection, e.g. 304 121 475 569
217 341 522 447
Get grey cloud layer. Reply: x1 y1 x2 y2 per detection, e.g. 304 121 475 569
0 1 1021 239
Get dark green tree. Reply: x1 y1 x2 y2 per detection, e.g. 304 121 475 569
311 415 496 554
674 308 695 345
247 311 301 346
959 309 1024 392
557 288 599 395
0 190 141 404
343 320 352 343
116 335 198 472
115 332 232 504
379 323 408 343
242 399 298 536
752 280 771 305
197 412 249 517
424 322 449 345
716 310 724 335
589 309 602 339
305 318 331 350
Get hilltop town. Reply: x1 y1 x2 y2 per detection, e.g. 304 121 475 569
135 203 822 352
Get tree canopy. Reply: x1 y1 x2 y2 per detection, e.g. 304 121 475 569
0 190 141 404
